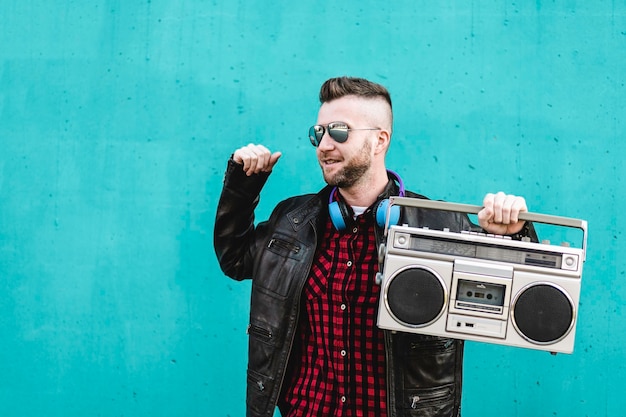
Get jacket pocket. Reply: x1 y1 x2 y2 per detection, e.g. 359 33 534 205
401 384 456 416
247 322 276 346
247 319 283 379
254 233 306 297
395 333 461 387
246 368 275 416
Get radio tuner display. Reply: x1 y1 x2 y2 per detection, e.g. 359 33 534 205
407 234 565 270
409 236 477 257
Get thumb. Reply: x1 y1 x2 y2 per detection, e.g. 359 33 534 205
268 151 282 168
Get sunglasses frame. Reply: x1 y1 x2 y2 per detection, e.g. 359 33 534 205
309 122 380 147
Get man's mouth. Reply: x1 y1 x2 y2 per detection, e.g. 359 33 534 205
321 158 341 166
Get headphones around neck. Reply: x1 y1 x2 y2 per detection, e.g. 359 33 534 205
328 170 405 231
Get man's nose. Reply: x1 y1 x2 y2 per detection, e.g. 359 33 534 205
317 129 335 150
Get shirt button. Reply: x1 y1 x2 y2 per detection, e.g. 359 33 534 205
340 349 347 357
347 260 353 267
341 396 347 403
340 304 347 311
352 227 358 233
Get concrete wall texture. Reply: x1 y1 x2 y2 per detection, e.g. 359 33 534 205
1 1 624 416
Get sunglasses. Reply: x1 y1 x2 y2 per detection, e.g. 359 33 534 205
308 122 380 147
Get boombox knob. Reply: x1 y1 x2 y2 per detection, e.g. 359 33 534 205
378 243 387 264
375 272 383 286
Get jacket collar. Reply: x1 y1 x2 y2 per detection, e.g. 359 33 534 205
286 191 327 231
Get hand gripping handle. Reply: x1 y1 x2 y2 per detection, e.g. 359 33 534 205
386 196 588 256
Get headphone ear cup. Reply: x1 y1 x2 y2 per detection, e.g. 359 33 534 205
376 199 400 228
329 201 348 231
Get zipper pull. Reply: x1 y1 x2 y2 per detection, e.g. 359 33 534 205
410 395 420 409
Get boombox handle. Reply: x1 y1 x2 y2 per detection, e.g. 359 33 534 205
386 196 588 259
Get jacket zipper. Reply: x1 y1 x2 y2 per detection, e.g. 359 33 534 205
409 338 456 352
247 324 272 340
384 330 396 417
270 223 316 413
408 386 452 406
267 238 300 254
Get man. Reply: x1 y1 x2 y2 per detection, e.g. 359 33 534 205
214 76 535 417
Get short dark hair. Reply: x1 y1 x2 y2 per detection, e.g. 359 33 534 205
319 76 392 110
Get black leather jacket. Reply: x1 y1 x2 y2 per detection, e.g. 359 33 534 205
214 159 534 417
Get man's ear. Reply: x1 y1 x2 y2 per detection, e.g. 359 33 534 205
374 129 391 155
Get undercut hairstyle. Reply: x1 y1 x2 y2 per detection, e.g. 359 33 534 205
319 76 392 110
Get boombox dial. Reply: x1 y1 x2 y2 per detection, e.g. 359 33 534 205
376 197 587 354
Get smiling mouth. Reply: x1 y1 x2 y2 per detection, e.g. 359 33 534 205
320 158 342 166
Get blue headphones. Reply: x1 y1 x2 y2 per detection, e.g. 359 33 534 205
328 170 406 231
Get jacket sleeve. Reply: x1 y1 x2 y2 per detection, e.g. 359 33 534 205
213 158 271 281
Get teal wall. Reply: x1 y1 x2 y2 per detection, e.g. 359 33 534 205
1 1 624 416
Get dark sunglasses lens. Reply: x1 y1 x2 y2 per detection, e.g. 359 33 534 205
309 125 323 146
328 126 348 143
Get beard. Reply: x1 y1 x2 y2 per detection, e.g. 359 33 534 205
322 140 372 188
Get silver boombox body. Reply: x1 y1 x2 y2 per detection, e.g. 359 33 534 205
376 197 587 354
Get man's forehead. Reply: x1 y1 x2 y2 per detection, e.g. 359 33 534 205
317 95 388 122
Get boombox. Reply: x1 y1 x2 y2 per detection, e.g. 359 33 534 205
376 197 588 354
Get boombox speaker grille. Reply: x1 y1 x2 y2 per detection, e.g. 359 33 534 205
386 267 445 326
513 284 574 344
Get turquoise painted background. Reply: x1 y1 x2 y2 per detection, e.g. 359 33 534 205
1 1 624 416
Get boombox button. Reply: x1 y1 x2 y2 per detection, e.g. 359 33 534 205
563 255 578 270
393 233 411 249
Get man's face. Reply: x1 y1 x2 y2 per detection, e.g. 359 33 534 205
315 96 380 188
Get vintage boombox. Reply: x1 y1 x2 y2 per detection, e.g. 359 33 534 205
376 197 588 354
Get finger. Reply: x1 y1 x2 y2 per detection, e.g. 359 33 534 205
482 193 495 207
232 145 250 165
238 145 257 176
477 193 495 227
500 194 529 224
508 196 528 224
499 194 517 224
233 144 280 176
248 144 271 174
480 192 497 221
491 191 508 224
240 144 269 175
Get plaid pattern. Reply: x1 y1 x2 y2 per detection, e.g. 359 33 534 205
280 212 387 416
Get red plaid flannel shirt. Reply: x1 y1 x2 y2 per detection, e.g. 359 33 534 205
279 212 387 416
